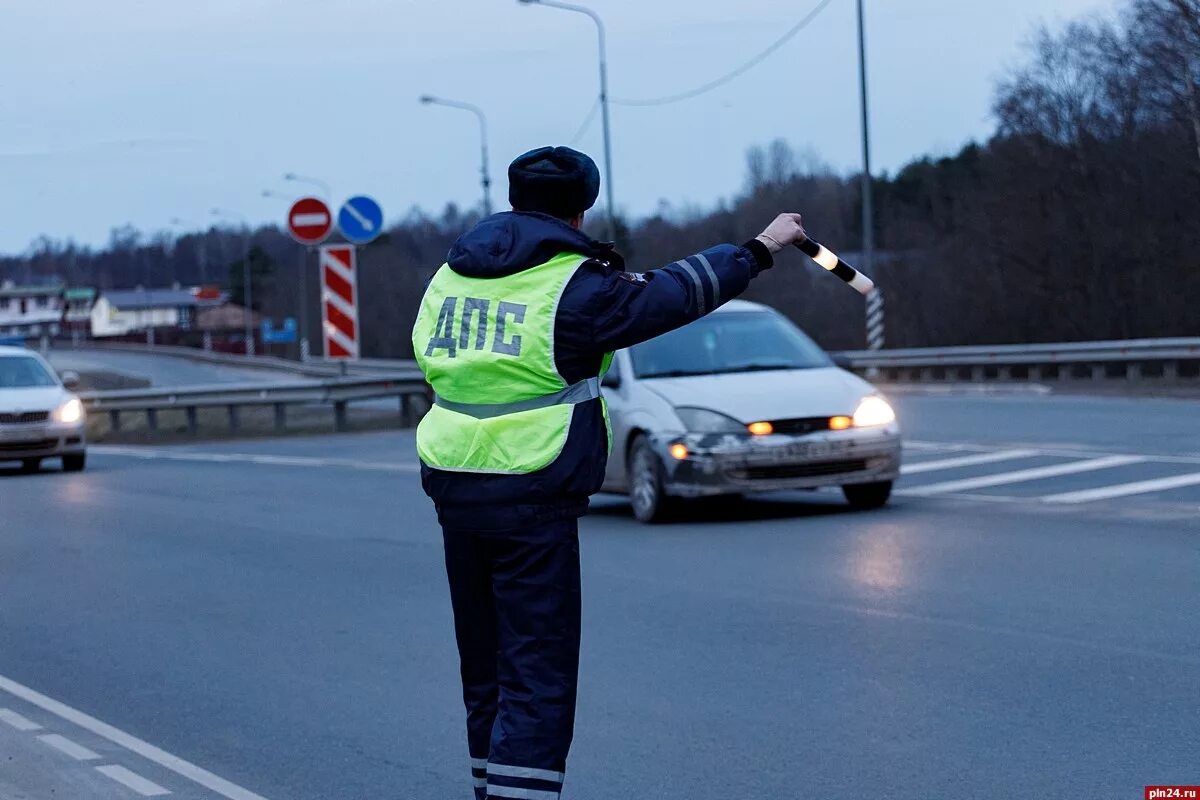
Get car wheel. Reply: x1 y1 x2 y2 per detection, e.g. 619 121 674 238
62 453 87 473
19 458 41 474
628 435 677 523
842 480 893 509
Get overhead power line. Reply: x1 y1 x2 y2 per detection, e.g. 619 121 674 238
568 98 602 146
611 0 839 107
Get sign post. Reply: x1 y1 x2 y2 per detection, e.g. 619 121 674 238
286 198 332 358
287 195 382 361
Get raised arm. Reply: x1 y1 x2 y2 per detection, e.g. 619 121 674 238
561 214 806 353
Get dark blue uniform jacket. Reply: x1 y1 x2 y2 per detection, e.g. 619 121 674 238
421 211 773 520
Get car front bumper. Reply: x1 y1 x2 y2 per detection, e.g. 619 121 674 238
652 424 901 497
0 421 87 462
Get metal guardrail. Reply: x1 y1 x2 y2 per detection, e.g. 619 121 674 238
309 356 419 373
69 336 1200 437
835 338 1200 381
81 373 430 435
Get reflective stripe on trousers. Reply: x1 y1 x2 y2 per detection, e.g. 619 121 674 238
485 763 565 799
467 759 567 798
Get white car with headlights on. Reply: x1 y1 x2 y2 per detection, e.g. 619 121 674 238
0 346 87 473
600 300 900 522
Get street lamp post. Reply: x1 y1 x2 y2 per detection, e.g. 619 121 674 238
419 95 493 216
283 173 332 200
169 217 208 285
518 0 616 241
210 208 256 357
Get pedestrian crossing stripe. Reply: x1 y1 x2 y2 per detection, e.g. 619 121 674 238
901 441 1200 506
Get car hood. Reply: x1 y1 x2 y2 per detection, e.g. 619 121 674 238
641 367 876 422
0 386 67 412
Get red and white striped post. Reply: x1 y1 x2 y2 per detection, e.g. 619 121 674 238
319 244 359 359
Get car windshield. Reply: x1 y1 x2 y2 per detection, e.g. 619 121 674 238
0 355 58 388
631 310 832 379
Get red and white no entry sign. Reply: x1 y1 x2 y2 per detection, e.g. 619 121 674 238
287 197 332 245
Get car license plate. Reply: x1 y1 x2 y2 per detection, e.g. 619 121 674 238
762 441 832 461
726 439 844 466
0 425 48 442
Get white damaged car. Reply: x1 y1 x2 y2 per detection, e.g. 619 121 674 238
0 346 87 473
600 301 900 522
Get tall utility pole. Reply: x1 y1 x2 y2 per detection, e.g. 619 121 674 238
518 0 616 242
856 0 874 292
854 0 883 352
418 95 493 216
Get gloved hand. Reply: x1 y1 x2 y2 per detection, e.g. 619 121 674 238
755 213 807 254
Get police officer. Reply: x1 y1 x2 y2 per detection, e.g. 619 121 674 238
412 145 807 800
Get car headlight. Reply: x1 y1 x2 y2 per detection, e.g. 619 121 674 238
674 406 746 433
54 397 84 424
852 395 895 427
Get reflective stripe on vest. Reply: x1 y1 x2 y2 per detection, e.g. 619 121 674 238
435 376 601 419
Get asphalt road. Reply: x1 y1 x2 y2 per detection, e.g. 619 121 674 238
1 390 1197 800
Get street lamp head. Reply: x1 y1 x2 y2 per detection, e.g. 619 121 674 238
418 95 435 104
283 173 297 181
517 0 541 4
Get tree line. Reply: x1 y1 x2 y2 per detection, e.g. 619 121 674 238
2 0 1196 355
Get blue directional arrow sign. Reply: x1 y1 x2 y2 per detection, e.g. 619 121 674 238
337 195 384 245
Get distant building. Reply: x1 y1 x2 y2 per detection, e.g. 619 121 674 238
0 281 64 337
62 287 97 333
90 287 227 338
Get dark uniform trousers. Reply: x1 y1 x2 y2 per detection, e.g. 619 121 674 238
439 502 584 800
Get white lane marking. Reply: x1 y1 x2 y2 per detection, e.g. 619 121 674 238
39 732 101 761
901 449 1039 475
906 439 1200 466
1041 472 1200 504
92 445 420 473
0 673 270 800
898 455 1146 497
95 764 171 797
0 707 42 731
903 441 947 451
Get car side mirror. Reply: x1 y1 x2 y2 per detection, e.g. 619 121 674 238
830 353 853 370
60 370 81 391
602 371 621 389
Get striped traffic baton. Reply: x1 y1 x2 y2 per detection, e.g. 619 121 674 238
795 237 876 296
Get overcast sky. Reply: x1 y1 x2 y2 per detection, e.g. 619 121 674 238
0 0 1116 255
